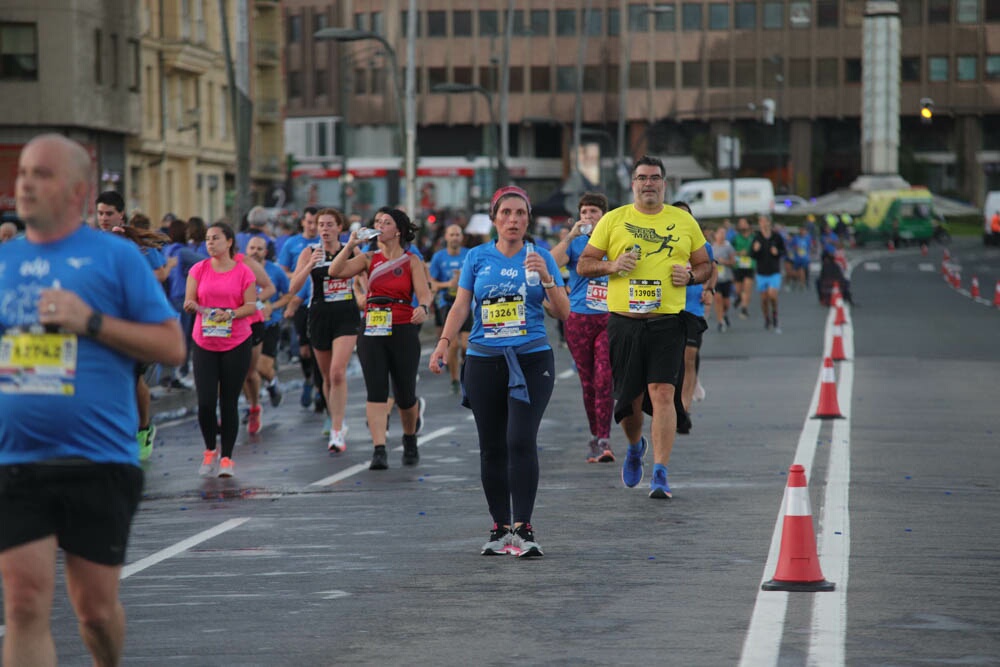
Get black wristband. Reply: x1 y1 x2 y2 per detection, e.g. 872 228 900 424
687 269 696 285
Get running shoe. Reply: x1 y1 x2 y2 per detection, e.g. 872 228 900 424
621 437 647 488
247 405 262 435
300 383 313 408
218 457 234 478
649 464 672 499
586 437 602 463
509 524 544 558
694 381 706 402
266 379 283 407
724 315 731 328
137 424 156 462
328 429 346 453
314 392 326 413
677 411 692 434
597 438 616 463
739 307 749 320
415 396 426 435
401 434 419 466
481 524 513 556
199 449 219 477
369 446 388 471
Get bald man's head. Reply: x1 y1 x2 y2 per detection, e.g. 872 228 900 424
16 134 92 237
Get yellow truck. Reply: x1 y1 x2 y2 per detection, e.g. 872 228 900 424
854 188 949 246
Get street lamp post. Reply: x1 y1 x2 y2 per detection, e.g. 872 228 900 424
432 82 506 188
314 27 411 210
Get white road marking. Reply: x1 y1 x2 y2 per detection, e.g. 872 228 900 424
557 368 577 380
308 426 456 487
863 262 881 271
0 517 254 638
917 263 935 272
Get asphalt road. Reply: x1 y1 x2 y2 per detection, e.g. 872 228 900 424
3 239 998 666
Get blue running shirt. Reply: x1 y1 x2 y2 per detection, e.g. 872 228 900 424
565 234 608 315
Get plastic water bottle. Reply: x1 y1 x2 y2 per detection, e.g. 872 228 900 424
357 228 381 241
618 244 641 277
524 242 540 286
579 223 593 235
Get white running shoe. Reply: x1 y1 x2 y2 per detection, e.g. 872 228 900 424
328 429 346 453
694 381 706 402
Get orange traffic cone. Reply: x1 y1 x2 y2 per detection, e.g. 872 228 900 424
887 239 895 252
970 276 980 299
943 248 951 261
761 464 835 592
994 281 1000 308
834 299 847 326
921 243 928 256
952 270 961 289
941 260 949 277
812 357 843 419
830 282 843 308
830 325 847 361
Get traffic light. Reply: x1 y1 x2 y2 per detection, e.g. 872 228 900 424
920 98 934 124
762 98 776 125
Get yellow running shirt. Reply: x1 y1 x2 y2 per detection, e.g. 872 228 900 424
587 204 706 315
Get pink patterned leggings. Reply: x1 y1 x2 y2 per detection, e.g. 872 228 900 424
564 312 613 439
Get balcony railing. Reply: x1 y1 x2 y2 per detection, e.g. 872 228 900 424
256 40 279 66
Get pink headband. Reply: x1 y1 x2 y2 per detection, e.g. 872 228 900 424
490 186 532 217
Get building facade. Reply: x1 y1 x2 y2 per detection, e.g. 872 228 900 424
283 0 1000 215
0 0 139 215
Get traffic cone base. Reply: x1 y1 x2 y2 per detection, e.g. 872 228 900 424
761 464 835 593
994 281 1000 308
812 357 844 419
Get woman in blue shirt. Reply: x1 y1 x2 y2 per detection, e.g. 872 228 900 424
429 186 569 558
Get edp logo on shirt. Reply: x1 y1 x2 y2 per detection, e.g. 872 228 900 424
500 267 519 279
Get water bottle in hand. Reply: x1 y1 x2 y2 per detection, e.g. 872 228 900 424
618 244 641 277
524 242 540 286
357 228 381 241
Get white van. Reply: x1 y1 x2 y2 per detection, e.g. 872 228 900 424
673 178 775 220
984 191 1000 245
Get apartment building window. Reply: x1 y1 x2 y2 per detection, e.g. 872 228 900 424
817 58 838 85
956 0 979 21
454 11 472 36
556 65 575 92
709 4 730 29
315 69 327 96
428 67 447 90
453 66 473 85
371 12 384 35
556 9 577 35
530 10 550 35
763 57 782 85
928 56 948 81
655 61 675 88
734 59 756 86
845 58 861 83
899 0 922 25
1 22 37 80
987 0 1000 20
683 3 703 29
399 11 418 36
708 60 729 87
508 10 526 36
314 13 327 33
956 55 977 81
789 58 810 86
144 66 155 127
585 9 603 36
901 56 921 82
480 10 498 36
682 61 701 88
478 66 497 90
509 66 524 92
627 5 647 31
94 29 103 84
427 11 446 37
128 38 140 90
816 0 838 27
735 3 757 28
763 2 784 28
605 64 620 92
288 15 301 43
288 71 302 98
530 65 550 92
655 5 677 30
354 12 367 31
928 0 951 23
353 68 367 94
219 85 229 138
583 65 602 91
110 34 119 88
629 61 649 88
987 55 1000 79
608 8 621 34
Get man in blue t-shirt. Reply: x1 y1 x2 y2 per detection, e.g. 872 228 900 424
427 224 470 393
0 134 184 666
277 206 320 407
245 235 292 409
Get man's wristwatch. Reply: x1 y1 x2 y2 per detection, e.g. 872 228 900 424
686 269 696 285
85 310 103 338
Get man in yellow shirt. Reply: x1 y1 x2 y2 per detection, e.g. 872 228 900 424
577 155 712 499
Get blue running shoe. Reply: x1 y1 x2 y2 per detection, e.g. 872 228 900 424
621 437 647 488
300 383 314 408
649 463 672 499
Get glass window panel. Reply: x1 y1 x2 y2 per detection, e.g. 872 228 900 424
735 2 757 28
454 66 473 85
682 61 701 87
708 60 729 87
315 69 326 96
478 66 498 91
556 9 577 35
928 55 948 81
629 61 649 88
709 4 730 29
956 0 978 20
734 59 756 86
763 2 785 28
556 65 576 92
0 23 37 79
530 65 550 91
845 58 862 83
655 61 675 88
928 0 951 23
817 0 839 27
371 12 384 34
899 0 923 25
628 4 647 31
608 8 621 35
817 57 838 85
480 10 498 36
987 0 1000 20
956 55 977 80
454 11 472 36
789 58 810 86
509 66 524 92
986 55 1000 80
683 3 703 29
901 56 921 82
655 5 677 30
530 10 550 35
583 64 602 91
427 10 446 37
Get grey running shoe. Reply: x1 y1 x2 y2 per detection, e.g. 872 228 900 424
586 437 602 463
509 524 543 558
597 438 616 463
481 524 513 555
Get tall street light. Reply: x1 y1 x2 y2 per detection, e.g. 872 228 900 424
315 28 411 209
432 82 507 188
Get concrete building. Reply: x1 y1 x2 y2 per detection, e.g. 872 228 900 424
0 0 139 216
128 0 286 224
283 0 1000 216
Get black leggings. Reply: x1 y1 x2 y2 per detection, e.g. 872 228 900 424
464 349 555 526
357 323 420 409
192 337 253 458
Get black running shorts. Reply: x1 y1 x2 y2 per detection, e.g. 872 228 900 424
261 323 281 359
